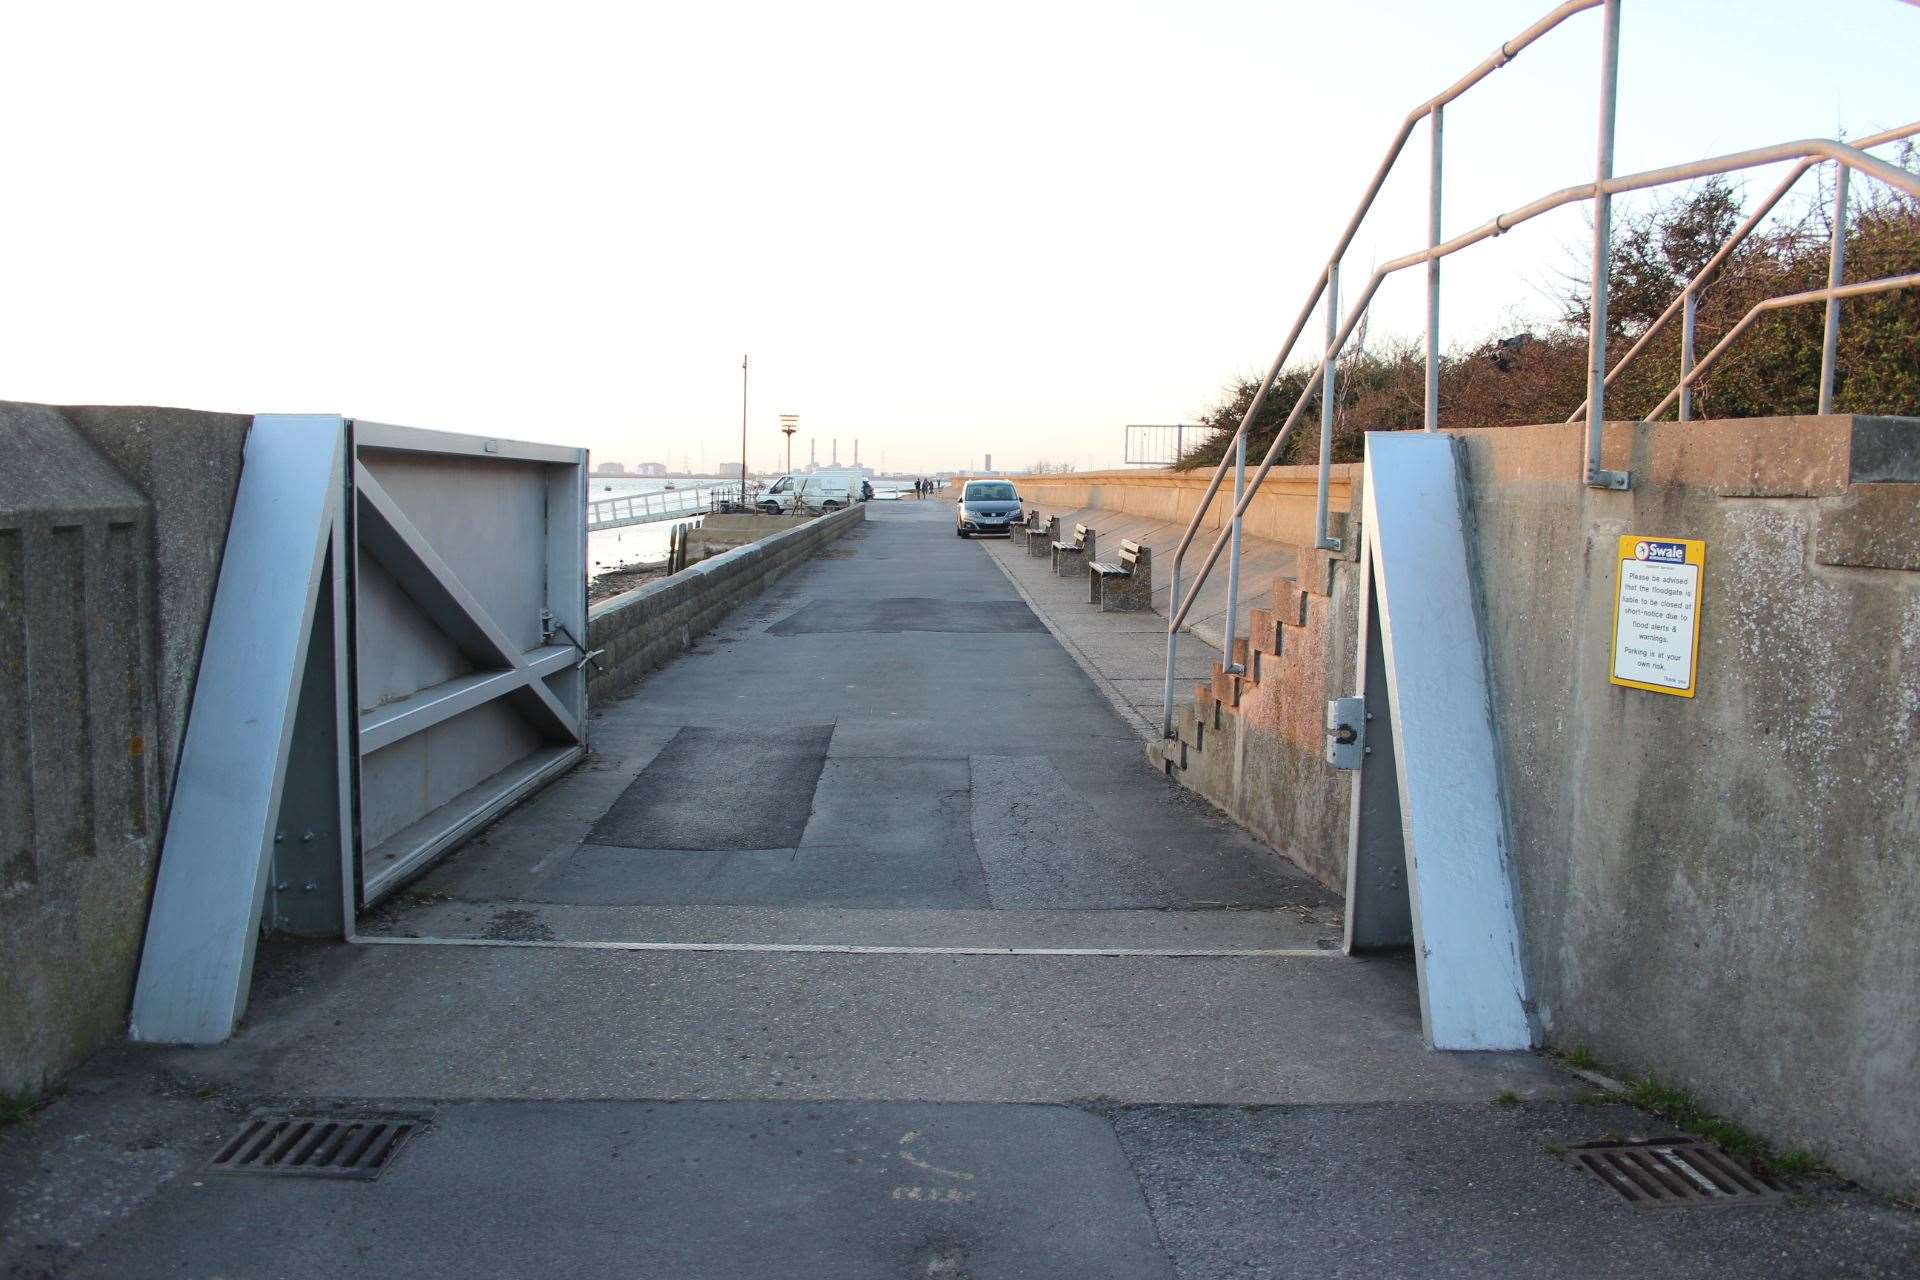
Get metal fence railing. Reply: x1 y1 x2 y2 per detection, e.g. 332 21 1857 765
587 485 721 531
1161 0 1920 740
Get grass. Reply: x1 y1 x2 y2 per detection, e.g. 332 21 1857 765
1553 1045 1601 1073
0 1088 54 1127
1491 1091 1522 1109
1544 1046 1833 1181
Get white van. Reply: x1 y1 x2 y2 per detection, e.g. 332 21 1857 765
757 471 863 515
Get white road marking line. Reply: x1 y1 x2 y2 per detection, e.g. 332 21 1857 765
350 936 1338 958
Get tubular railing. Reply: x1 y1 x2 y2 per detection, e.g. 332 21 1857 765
586 485 719 530
1565 119 1920 425
1160 0 1920 740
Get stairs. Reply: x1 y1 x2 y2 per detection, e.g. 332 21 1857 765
1159 544 1343 780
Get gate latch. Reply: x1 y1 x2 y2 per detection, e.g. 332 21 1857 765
1326 696 1366 770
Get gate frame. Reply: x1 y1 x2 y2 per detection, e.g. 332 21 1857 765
131 415 588 1044
349 420 588 907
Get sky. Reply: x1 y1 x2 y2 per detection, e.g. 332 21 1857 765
2 0 1915 473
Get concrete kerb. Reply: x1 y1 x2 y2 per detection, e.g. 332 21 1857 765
587 502 865 704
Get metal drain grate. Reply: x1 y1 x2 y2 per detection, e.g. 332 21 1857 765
209 1111 426 1181
1566 1138 1785 1209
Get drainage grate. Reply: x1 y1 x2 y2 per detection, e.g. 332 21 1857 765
209 1111 427 1181
1566 1138 1785 1209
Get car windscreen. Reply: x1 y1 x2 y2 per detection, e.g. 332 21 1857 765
964 483 1017 502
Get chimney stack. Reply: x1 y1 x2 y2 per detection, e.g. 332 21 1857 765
832 438 839 466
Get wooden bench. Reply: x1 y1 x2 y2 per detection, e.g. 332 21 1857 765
1088 539 1152 611
1051 523 1095 578
1022 513 1057 558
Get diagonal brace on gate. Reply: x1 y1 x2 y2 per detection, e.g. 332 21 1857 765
353 462 581 748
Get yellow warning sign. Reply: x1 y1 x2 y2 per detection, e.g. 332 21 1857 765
1609 536 1705 697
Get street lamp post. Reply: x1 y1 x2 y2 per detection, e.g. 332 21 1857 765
780 414 798 475
739 354 749 508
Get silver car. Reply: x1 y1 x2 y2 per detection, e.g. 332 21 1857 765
955 480 1022 537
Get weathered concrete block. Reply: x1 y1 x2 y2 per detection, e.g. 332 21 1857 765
0 402 247 1096
1814 483 1920 570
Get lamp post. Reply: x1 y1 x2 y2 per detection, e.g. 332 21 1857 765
739 354 749 507
780 414 798 474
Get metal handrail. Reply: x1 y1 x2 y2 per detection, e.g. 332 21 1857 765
1159 0 1918 741
1564 119 1920 423
1644 273 1920 421
1160 134 1920 734
1160 0 1605 727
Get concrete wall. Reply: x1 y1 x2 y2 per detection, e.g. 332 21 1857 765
1459 415 1919 1195
1156 414 1920 1193
1153 543 1359 891
687 512 813 562
957 464 1358 550
1 402 249 1095
588 503 865 703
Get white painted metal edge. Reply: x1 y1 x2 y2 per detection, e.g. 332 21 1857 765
130 415 347 1044
1362 432 1532 1050
352 419 586 466
352 936 1338 959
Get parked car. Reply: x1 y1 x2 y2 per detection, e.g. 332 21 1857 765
954 479 1022 537
757 471 862 515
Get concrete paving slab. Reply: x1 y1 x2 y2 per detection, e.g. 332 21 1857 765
800 756 974 852
970 754 1178 908
155 942 1576 1105
531 842 992 909
357 902 1339 950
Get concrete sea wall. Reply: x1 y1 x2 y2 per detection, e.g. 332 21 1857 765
588 502 865 703
1463 415 1920 1195
956 463 1358 550
1 402 250 1095
1157 414 1920 1193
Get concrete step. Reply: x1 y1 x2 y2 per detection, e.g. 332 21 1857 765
1246 607 1283 657
1175 702 1204 755
159 940 1575 1106
1229 637 1260 684
1299 546 1342 596
1271 578 1309 626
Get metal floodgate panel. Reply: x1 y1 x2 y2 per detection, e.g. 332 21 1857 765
767 598 1044 635
586 725 834 850
210 1111 428 1181
1565 1138 1786 1209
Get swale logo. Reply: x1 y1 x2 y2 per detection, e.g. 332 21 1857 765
1634 539 1687 564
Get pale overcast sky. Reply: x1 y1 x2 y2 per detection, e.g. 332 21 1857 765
3 1 1914 472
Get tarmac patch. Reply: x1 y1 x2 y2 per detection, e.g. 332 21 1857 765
586 725 833 850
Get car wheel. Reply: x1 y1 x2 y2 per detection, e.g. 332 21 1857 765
823 501 842 511
956 527 968 538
